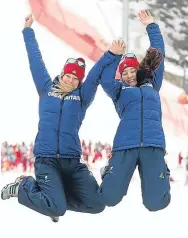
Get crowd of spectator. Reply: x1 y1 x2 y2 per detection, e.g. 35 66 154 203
1 140 112 172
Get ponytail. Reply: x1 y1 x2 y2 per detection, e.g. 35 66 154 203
136 48 163 87
139 48 163 78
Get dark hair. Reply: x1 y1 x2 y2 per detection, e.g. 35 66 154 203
136 48 163 86
139 48 163 77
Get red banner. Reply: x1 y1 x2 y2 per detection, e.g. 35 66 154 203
29 0 110 62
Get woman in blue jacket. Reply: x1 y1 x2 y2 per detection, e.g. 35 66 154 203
1 14 125 221
98 10 171 212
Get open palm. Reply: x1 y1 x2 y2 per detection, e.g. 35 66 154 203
138 10 155 26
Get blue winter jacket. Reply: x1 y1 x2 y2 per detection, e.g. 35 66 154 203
100 23 166 151
23 28 121 159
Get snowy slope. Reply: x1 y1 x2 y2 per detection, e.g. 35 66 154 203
1 171 188 238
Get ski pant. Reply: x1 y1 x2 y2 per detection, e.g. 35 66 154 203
18 157 105 217
98 147 171 211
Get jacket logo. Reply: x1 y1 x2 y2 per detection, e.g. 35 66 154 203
140 83 153 88
48 91 63 99
122 86 134 89
48 92 80 101
122 83 153 90
64 95 80 101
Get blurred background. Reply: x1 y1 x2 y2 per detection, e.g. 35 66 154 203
1 0 188 238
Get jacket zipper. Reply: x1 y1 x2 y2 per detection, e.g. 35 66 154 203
57 99 64 158
139 87 144 147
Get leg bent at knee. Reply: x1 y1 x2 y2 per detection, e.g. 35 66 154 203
87 204 105 214
48 205 67 217
143 193 171 212
18 176 67 217
99 188 126 207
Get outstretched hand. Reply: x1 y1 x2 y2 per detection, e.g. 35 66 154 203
138 10 155 27
24 14 34 28
109 39 126 55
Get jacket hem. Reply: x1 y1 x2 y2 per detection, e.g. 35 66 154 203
112 143 165 152
34 153 81 159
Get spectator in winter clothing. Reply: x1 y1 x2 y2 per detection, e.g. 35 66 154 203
1 14 123 222
98 10 171 211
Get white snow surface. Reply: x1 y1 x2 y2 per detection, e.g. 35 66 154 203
0 169 188 238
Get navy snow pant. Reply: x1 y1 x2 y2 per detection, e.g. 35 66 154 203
18 157 105 217
98 147 171 211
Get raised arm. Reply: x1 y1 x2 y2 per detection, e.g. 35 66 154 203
80 45 123 108
22 14 52 95
139 10 165 91
99 40 125 102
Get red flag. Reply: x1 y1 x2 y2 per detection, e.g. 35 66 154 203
28 0 110 62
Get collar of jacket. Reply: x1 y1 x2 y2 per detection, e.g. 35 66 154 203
52 75 82 91
121 79 152 88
